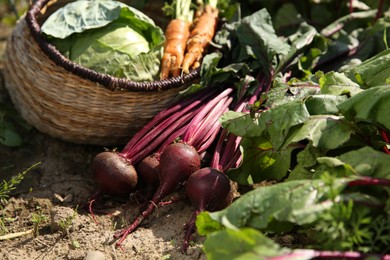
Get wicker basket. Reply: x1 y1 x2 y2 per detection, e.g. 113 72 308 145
3 0 199 146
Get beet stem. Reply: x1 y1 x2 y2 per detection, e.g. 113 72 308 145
122 88 215 152
219 133 242 171
128 110 197 163
156 124 188 154
188 101 224 146
247 77 266 108
374 0 385 22
121 89 217 160
183 88 233 142
210 128 228 171
210 99 247 170
349 0 353 14
272 249 390 260
380 129 390 143
191 99 232 153
122 100 203 160
196 122 223 154
211 77 266 169
222 147 242 172
315 250 390 259
348 176 390 187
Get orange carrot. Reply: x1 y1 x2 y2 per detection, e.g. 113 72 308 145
182 4 219 74
160 0 193 79
160 19 191 79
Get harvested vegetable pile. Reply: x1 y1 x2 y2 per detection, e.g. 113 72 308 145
2 0 390 259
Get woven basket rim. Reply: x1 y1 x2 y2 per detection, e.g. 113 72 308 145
25 0 200 92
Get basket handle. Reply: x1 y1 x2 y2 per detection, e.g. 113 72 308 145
24 0 200 91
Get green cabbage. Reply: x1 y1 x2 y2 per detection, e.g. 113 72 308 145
41 0 165 82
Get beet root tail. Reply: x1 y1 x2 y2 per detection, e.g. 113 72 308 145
181 210 199 254
113 201 157 247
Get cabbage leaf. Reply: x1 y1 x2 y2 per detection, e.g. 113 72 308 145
41 0 165 82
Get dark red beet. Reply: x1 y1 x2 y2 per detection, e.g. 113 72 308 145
136 153 160 190
91 151 138 197
158 142 201 192
89 89 216 200
186 167 233 211
113 142 201 247
182 167 234 253
89 87 234 230
134 153 161 201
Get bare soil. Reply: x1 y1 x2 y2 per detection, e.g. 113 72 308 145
0 12 205 260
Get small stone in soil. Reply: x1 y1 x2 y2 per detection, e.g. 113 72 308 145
84 251 105 260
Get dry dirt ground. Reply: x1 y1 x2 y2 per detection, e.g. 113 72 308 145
0 10 205 260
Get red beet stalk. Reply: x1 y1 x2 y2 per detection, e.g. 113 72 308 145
347 176 390 187
183 87 234 153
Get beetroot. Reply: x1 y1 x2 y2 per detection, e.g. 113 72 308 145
182 167 233 252
91 151 138 197
90 88 216 199
186 167 233 211
135 153 161 191
88 151 139 224
113 142 201 246
87 89 220 225
90 86 232 199
111 88 236 247
87 85 238 247
158 142 202 190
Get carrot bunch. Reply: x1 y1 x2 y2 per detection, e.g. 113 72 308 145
160 0 219 79
160 0 193 79
182 1 219 74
